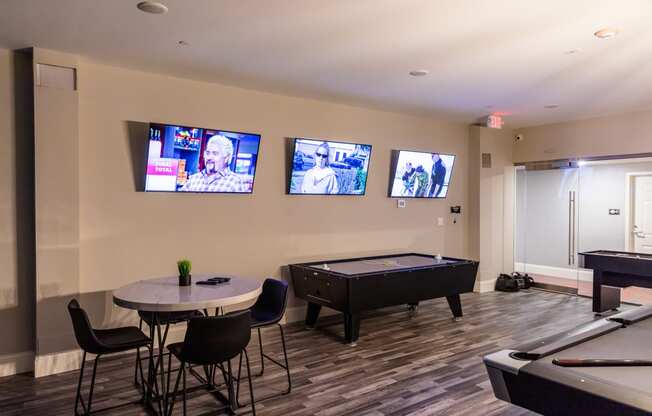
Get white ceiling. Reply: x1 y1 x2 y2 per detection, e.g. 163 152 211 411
1 0 652 128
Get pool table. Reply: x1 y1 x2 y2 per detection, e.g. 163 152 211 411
579 250 652 313
484 305 652 415
289 253 478 345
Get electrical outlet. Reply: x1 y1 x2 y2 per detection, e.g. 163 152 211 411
397 199 406 208
437 217 444 226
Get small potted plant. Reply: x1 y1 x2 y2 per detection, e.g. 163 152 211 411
177 259 192 286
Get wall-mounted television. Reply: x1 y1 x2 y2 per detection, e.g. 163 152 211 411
288 138 372 195
145 123 261 193
389 150 455 198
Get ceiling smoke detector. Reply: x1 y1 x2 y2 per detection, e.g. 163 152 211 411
594 27 619 39
137 1 169 14
409 70 429 77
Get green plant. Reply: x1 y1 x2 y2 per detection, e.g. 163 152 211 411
177 259 192 278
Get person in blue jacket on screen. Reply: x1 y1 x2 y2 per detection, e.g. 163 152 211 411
428 153 447 197
180 134 247 193
300 142 339 194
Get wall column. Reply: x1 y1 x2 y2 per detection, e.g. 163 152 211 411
469 126 514 292
33 48 80 377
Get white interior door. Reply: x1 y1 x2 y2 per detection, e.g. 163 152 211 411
634 175 652 254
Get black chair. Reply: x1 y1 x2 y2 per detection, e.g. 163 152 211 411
166 310 256 416
67 299 152 416
237 278 291 403
134 310 203 387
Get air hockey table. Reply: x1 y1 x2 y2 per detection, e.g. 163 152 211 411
289 253 478 345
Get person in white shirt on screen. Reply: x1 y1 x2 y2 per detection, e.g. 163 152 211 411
300 143 339 194
180 134 247 193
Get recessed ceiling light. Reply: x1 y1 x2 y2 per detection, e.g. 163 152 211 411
544 105 559 109
178 40 189 46
137 1 169 14
594 27 619 39
564 49 580 55
409 70 429 77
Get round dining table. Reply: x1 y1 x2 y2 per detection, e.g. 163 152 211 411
114 275 262 312
113 275 262 415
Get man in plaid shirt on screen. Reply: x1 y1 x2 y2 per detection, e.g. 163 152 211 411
181 134 248 193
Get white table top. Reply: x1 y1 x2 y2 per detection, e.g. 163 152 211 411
113 275 262 312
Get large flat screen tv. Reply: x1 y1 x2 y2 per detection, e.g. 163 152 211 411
288 138 372 195
145 123 261 193
389 150 455 198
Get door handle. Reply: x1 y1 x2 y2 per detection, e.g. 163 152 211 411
568 191 575 265
571 191 575 265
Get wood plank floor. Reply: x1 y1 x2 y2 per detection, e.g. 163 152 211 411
531 273 652 305
0 290 616 416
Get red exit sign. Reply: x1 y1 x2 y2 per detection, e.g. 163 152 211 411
486 114 504 129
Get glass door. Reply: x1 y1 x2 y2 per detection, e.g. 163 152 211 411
514 164 580 294
577 158 652 304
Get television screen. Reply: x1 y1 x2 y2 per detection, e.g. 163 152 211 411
145 123 261 193
389 150 455 198
288 138 372 195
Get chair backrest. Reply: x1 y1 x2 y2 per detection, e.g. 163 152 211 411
67 299 103 354
250 278 289 324
179 310 251 365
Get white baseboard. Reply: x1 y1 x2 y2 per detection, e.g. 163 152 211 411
34 349 83 378
514 262 593 282
33 324 190 378
0 351 34 377
474 278 497 293
31 306 334 378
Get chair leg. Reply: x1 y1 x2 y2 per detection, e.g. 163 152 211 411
86 355 101 414
135 347 147 401
154 320 170 411
226 359 236 411
235 353 244 407
244 349 256 416
74 352 87 416
257 328 265 376
166 362 184 416
166 350 173 405
134 347 140 387
154 322 170 376
135 318 143 385
278 324 292 394
146 314 164 416
182 362 187 416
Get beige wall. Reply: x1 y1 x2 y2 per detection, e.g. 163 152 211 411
0 49 35 375
467 129 481 261
514 109 652 163
470 126 514 291
77 60 471 296
12 52 473 374
33 48 80 362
